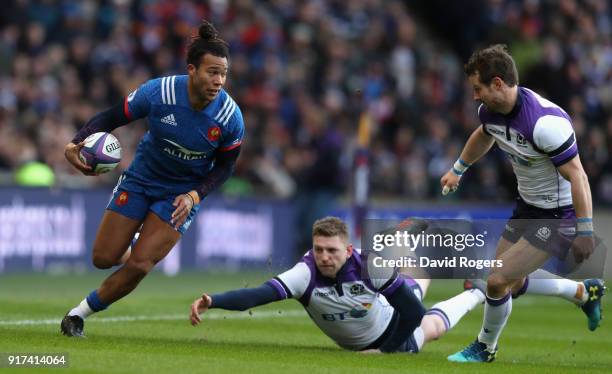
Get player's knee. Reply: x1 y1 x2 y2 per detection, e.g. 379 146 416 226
92 242 124 269
124 258 155 278
511 278 529 299
92 254 116 269
487 273 511 295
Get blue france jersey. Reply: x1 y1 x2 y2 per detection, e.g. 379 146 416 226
122 75 244 193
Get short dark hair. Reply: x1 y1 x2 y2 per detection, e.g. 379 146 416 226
186 20 229 67
312 217 349 242
464 44 518 86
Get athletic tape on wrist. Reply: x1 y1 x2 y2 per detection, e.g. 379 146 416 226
451 159 471 176
576 218 593 232
576 218 593 236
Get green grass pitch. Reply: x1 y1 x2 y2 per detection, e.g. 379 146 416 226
0 272 610 373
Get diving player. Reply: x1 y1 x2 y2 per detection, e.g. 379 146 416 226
61 21 244 337
441 44 605 362
190 217 486 353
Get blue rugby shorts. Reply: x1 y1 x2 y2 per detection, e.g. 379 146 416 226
106 173 201 234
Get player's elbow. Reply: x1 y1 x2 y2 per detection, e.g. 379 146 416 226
565 170 589 189
575 169 589 185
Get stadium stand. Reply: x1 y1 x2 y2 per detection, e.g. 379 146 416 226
0 0 610 206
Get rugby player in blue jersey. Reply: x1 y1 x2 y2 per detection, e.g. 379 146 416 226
189 217 486 353
61 21 244 337
441 45 605 362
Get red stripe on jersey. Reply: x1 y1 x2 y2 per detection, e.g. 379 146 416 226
124 97 132 121
219 141 242 152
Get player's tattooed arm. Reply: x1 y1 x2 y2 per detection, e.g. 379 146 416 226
171 146 241 229
196 145 241 200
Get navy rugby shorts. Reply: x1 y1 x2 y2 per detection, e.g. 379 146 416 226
501 197 576 259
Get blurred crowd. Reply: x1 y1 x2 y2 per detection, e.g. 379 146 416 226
0 0 611 205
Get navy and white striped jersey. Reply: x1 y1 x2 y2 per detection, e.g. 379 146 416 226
479 87 577 209
122 75 244 193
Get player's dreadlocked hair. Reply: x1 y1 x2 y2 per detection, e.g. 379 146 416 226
187 20 229 66
312 217 349 242
464 44 518 87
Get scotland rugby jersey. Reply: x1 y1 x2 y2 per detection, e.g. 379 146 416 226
266 248 409 350
123 75 244 192
479 87 577 209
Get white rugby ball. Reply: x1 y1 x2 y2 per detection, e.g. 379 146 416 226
79 132 122 174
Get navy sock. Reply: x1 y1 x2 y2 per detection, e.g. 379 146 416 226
512 277 529 299
86 290 109 312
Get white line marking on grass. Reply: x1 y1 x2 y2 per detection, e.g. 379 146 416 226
0 310 307 326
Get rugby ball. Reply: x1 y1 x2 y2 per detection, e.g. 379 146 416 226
79 132 122 174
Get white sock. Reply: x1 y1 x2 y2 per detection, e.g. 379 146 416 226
478 293 512 350
68 299 95 319
525 269 587 304
427 289 485 330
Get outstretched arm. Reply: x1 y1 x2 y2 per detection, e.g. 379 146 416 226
190 283 282 326
440 126 495 195
458 125 496 165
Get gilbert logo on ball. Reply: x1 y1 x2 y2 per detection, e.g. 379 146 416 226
79 132 122 174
